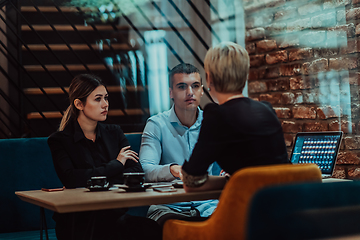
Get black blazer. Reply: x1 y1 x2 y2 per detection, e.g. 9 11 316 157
48 120 143 188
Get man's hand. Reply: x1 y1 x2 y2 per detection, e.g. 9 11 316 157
170 164 182 178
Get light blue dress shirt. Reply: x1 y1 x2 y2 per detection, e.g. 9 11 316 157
139 105 219 217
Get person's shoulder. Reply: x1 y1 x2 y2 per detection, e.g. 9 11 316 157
146 109 171 127
203 102 222 119
203 102 219 111
47 130 69 144
149 109 171 121
258 100 273 109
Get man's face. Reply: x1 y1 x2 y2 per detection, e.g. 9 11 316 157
170 73 203 112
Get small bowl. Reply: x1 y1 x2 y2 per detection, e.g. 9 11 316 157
123 172 145 188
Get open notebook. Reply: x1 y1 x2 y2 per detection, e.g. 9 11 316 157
289 131 343 179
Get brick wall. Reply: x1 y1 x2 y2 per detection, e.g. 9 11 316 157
244 0 360 179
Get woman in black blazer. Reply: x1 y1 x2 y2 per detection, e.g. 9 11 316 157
48 74 160 240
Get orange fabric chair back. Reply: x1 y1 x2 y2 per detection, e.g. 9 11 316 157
163 164 322 240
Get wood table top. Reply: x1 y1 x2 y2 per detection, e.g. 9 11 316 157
16 187 222 213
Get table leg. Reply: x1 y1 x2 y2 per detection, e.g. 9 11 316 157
40 207 49 240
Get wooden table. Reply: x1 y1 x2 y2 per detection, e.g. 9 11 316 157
16 187 221 240
15 187 222 214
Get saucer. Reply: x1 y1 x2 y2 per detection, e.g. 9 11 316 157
87 186 110 192
124 185 148 192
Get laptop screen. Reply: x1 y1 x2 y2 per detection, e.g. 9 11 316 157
290 131 343 175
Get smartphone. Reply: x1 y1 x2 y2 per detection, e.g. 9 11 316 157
41 187 65 192
153 187 177 193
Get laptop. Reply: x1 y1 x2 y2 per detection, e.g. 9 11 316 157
289 131 343 179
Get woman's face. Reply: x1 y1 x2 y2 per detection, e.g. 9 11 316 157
78 85 109 122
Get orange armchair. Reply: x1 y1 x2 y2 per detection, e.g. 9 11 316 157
163 164 322 240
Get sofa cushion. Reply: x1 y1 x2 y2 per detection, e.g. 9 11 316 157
0 137 62 233
0 133 143 234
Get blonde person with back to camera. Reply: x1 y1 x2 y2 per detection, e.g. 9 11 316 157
181 42 290 192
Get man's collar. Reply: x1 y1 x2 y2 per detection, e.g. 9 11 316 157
169 104 203 129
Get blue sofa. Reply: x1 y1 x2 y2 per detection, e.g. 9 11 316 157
0 133 143 238
247 180 360 240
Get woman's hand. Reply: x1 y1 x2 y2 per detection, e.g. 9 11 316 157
116 146 139 165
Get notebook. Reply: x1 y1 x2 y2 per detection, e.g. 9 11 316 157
289 131 343 179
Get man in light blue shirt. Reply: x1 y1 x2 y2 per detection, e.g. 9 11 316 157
139 63 219 226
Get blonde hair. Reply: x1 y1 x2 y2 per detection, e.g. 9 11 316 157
59 74 105 131
204 42 250 93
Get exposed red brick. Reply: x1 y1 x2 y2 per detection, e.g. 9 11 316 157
303 92 318 104
248 68 266 81
329 120 340 131
277 34 300 48
346 7 360 20
245 12 274 29
256 40 277 52
337 151 360 164
288 48 313 62
317 106 340 119
279 64 302 76
281 92 303 105
246 43 256 54
356 23 360 35
265 22 287 37
259 93 282 105
248 69 258 81
323 0 351 9
344 136 360 149
250 54 266 68
340 138 346 150
313 48 338 58
284 133 294 147
290 76 312 90
265 0 286 8
328 23 356 38
302 62 310 75
303 122 329 131
329 57 358 70
286 18 311 32
266 50 288 65
332 166 346 179
265 67 280 79
351 103 360 119
299 31 326 48
246 27 265 41
243 1 263 12
266 78 290 91
312 58 329 72
282 121 303 133
311 12 336 28
248 81 268 93
329 120 354 133
298 2 322 16
337 9 346 23
340 38 359 54
341 72 360 85
293 106 317 119
274 107 292 119
347 167 360 179
274 7 297 21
